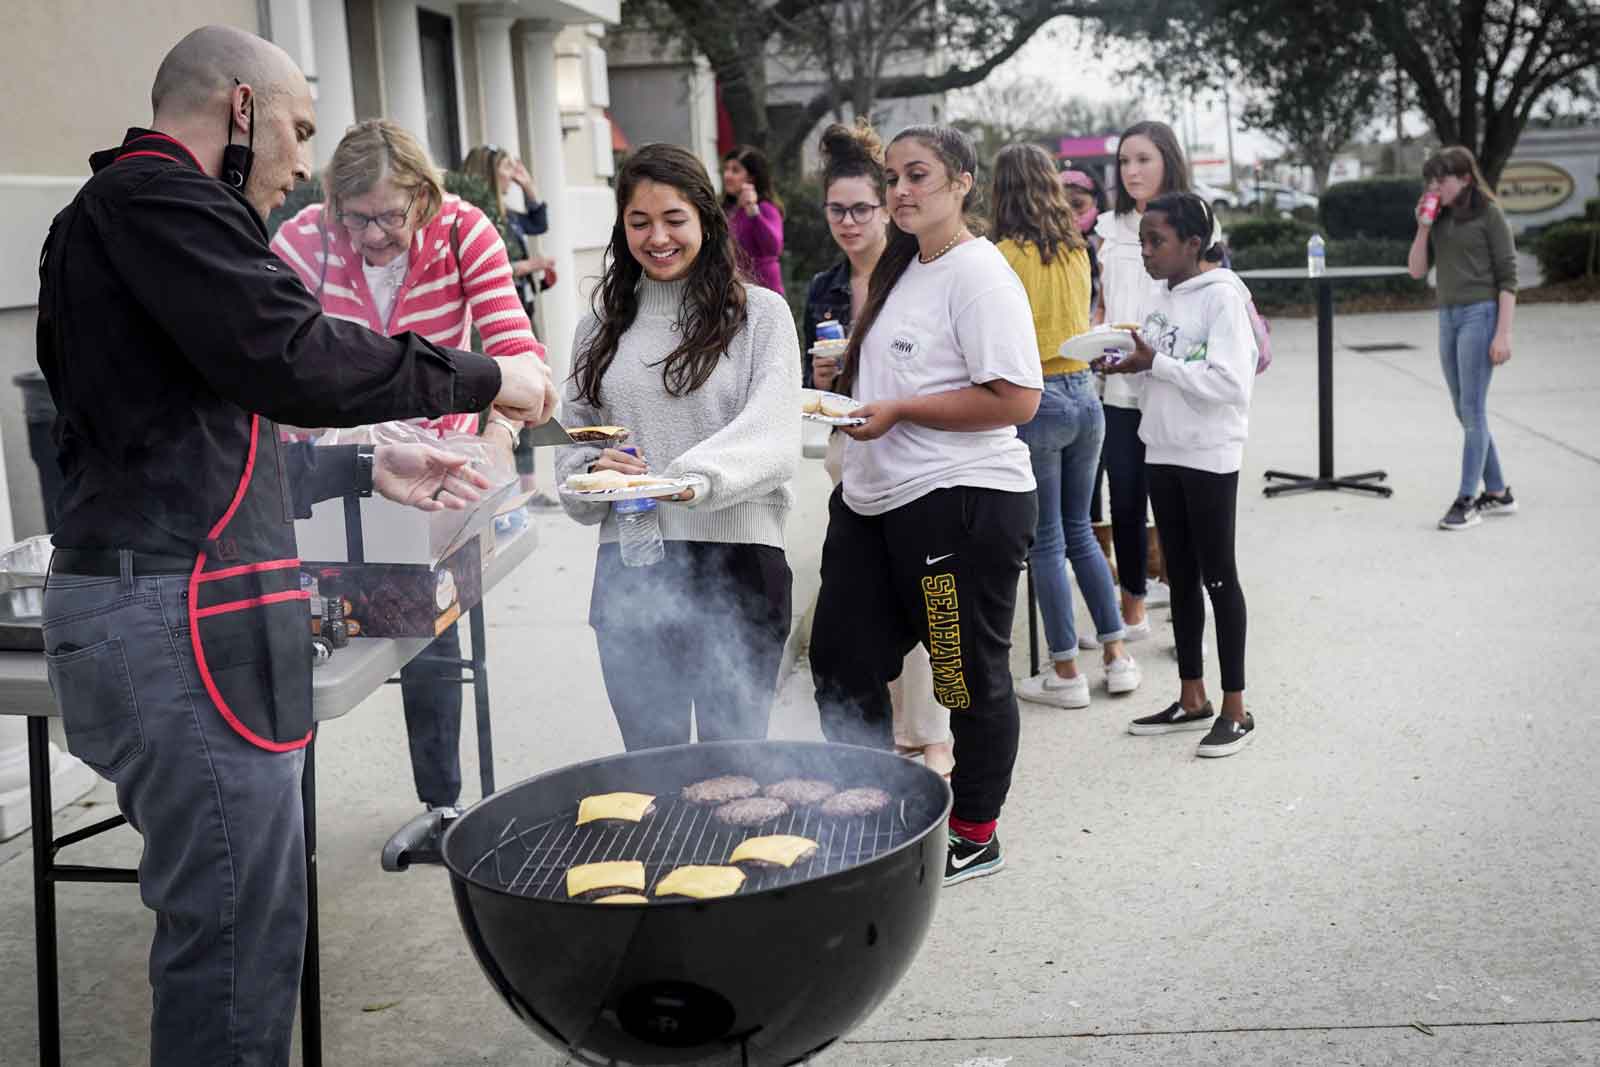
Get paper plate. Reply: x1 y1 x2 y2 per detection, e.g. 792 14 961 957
800 390 867 427
559 477 698 502
1059 328 1137 363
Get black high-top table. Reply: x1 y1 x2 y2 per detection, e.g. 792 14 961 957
1238 266 1413 497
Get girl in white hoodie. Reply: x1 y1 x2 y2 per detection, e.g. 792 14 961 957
1097 191 1258 757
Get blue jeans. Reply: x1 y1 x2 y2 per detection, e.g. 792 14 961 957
1439 301 1506 499
43 563 306 1065
1018 372 1126 661
399 622 463 807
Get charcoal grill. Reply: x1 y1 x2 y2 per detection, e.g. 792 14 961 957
384 739 950 1066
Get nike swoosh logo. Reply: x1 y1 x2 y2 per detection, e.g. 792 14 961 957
925 553 955 566
948 847 988 870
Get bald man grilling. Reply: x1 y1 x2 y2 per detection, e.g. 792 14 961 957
35 26 556 1064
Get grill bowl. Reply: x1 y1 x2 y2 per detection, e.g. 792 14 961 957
436 740 950 1065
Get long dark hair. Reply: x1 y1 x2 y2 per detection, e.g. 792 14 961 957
1146 191 1222 263
819 119 886 200
990 142 1086 266
1113 120 1189 216
722 144 784 216
574 143 748 406
1423 145 1495 222
836 124 980 396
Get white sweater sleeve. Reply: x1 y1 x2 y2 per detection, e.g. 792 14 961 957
664 292 802 511
1149 288 1256 407
555 316 610 526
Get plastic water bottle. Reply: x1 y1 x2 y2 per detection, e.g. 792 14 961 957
615 498 664 567
1307 234 1326 277
614 447 664 567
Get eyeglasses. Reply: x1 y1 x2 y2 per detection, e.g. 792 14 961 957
336 191 417 233
824 202 883 224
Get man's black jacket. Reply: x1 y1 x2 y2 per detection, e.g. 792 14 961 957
36 128 503 554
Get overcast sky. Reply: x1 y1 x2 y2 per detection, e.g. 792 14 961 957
958 24 1431 184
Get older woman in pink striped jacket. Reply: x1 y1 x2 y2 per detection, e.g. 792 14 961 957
271 119 542 818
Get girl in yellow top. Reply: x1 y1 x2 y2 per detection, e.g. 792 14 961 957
992 143 1141 708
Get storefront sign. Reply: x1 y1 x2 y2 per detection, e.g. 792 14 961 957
1497 161 1575 214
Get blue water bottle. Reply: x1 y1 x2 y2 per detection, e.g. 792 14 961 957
613 447 664 567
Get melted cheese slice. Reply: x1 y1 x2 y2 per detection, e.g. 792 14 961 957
594 893 649 905
729 835 819 868
654 865 747 899
567 860 646 899
576 792 656 826
566 469 629 492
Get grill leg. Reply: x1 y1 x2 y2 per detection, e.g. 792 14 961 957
469 602 494 798
29 716 61 1067
301 732 321 1067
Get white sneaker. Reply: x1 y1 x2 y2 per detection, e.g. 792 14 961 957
1104 655 1142 694
1145 579 1171 608
1078 632 1100 650
1016 669 1090 709
1123 617 1152 642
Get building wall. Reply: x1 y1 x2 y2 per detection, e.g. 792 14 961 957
1500 126 1600 236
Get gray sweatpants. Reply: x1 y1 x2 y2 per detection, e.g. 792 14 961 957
44 562 307 1066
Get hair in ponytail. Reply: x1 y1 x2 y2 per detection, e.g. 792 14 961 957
836 124 980 396
1145 190 1221 263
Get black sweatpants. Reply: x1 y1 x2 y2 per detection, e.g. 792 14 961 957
1145 464 1247 693
591 540 793 751
810 485 1037 824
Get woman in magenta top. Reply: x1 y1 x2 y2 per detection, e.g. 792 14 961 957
722 145 786 294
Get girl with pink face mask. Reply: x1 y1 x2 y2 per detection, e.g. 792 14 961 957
1058 168 1105 318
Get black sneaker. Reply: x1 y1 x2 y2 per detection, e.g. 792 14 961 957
1438 496 1481 530
1128 700 1214 735
1196 713 1255 757
944 829 1004 886
1473 487 1517 517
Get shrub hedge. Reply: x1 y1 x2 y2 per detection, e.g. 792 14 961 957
1233 237 1426 305
1319 176 1424 241
1225 216 1317 253
1535 221 1600 282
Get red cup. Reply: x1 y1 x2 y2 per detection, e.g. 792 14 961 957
1419 193 1441 224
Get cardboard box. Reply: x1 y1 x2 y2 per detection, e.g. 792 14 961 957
301 538 483 639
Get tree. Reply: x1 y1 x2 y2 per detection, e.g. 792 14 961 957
1106 0 1600 184
947 74 1141 164
626 0 1140 171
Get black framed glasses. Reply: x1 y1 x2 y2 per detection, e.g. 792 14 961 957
336 190 418 233
824 201 883 224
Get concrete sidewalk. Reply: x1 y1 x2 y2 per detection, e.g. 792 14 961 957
2 303 1597 1065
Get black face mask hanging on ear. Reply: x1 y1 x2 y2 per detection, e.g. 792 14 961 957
221 77 255 189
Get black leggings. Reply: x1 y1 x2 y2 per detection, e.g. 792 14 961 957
810 485 1036 824
1103 405 1148 598
1146 464 1247 693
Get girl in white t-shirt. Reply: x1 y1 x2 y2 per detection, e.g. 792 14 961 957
809 124 1043 887
1094 121 1218 637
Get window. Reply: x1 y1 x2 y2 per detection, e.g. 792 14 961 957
418 10 461 169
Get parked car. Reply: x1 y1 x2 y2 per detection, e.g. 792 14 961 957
1237 181 1320 212
1192 180 1239 212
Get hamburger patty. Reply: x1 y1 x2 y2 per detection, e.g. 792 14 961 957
818 787 892 818
681 775 761 805
714 796 790 828
762 778 837 807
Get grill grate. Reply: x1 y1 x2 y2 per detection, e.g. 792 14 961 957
465 794 917 901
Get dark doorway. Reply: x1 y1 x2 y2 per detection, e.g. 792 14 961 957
418 9 462 168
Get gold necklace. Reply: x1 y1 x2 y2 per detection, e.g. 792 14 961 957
918 230 966 264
